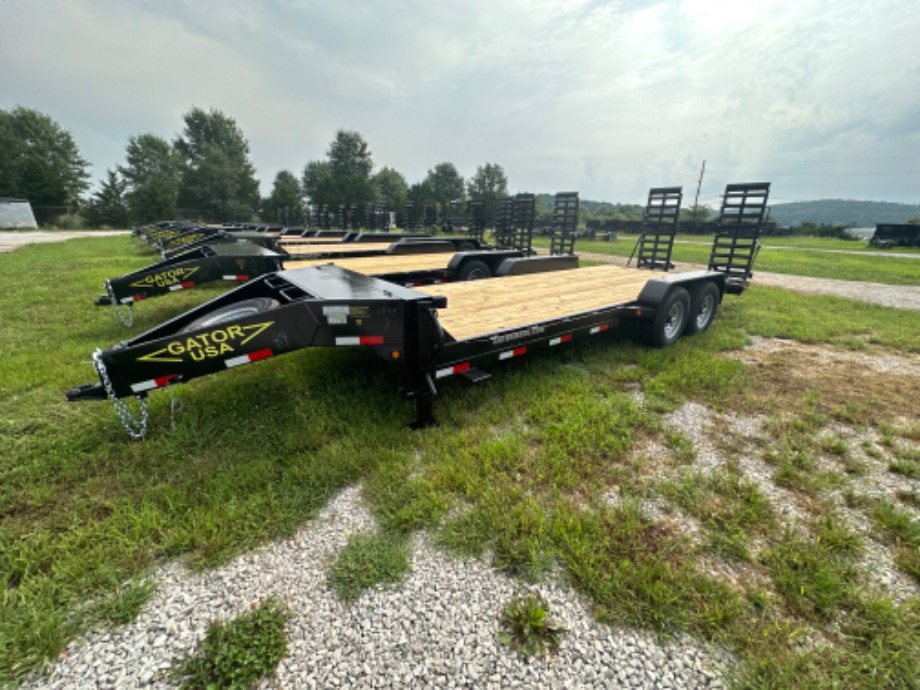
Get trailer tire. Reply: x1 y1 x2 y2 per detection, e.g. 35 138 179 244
456 241 477 252
457 259 491 281
646 287 690 347
179 297 280 333
685 281 720 336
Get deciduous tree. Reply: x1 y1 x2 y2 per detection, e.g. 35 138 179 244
262 170 304 223
0 106 90 217
466 162 507 226
119 133 182 222
174 108 260 221
303 130 375 207
423 162 465 218
85 169 129 228
372 167 408 212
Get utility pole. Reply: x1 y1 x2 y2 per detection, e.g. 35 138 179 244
693 160 706 208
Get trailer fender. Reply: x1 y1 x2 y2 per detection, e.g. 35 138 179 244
495 255 579 277
388 240 456 255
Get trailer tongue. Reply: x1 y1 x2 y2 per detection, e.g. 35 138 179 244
69 264 728 438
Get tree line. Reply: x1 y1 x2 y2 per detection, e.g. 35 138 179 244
0 106 510 229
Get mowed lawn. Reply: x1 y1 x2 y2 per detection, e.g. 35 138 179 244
1 234 919 687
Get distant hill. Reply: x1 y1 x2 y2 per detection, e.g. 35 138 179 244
768 200 920 227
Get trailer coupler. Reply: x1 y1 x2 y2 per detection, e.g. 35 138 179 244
66 382 108 401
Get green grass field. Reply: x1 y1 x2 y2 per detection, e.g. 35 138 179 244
2 235 919 687
534 235 920 285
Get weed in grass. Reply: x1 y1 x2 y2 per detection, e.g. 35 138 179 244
327 532 411 602
660 468 775 562
887 444 920 480
764 524 859 619
498 593 565 657
870 500 920 583
171 597 289 690
896 490 920 509
819 435 850 457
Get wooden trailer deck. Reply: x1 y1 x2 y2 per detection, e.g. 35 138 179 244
417 265 652 341
284 253 453 273
280 242 398 255
278 237 359 246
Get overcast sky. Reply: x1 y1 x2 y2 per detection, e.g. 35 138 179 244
3 0 919 207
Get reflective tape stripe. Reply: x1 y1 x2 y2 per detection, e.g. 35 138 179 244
222 275 249 281
168 281 195 292
549 334 573 346
130 374 177 393
225 348 273 368
436 362 470 379
499 346 527 360
589 324 609 335
335 336 384 346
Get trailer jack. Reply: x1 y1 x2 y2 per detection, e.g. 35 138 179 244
405 370 439 429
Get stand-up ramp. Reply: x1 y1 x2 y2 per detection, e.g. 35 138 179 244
708 182 770 293
627 187 682 270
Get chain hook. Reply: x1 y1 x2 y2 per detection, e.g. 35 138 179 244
106 280 135 327
93 349 148 440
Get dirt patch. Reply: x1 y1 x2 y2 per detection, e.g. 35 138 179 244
727 336 920 422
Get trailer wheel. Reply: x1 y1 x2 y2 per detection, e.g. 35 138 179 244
457 259 491 281
685 281 720 336
179 297 280 333
646 287 690 347
456 241 477 252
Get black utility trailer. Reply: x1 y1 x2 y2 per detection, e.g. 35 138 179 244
96 240 535 325
869 224 920 249
69 264 727 437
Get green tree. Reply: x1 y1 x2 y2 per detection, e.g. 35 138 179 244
174 108 260 222
372 167 408 212
466 162 508 226
303 130 375 207
423 162 465 218
119 133 182 223
908 215 920 225
680 204 712 222
261 170 304 223
84 169 129 228
0 106 90 218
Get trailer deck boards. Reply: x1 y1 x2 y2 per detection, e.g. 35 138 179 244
278 237 367 246
278 242 393 254
416 265 652 340
284 253 454 273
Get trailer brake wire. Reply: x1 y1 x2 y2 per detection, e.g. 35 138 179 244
93 349 149 439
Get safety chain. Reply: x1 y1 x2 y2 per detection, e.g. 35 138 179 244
93 349 148 440
106 280 135 327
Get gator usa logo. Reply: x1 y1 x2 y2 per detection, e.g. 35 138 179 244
130 266 200 289
138 322 273 363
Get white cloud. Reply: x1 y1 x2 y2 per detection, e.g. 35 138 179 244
1 0 918 204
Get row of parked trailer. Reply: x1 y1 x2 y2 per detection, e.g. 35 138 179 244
68 183 771 438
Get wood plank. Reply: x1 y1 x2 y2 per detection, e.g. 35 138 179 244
280 242 392 255
284 253 452 274
415 265 651 340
